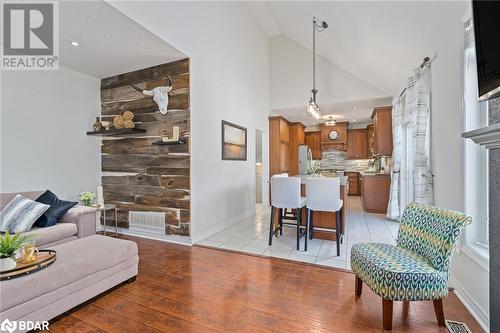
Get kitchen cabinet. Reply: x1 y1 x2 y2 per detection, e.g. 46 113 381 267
371 106 393 156
346 129 368 159
345 172 360 196
367 124 375 157
305 131 322 160
320 122 348 151
360 173 391 213
269 116 291 176
288 122 306 175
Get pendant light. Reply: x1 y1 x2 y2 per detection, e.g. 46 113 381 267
307 17 328 120
325 116 337 127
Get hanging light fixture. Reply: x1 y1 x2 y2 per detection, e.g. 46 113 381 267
325 116 337 127
307 17 328 120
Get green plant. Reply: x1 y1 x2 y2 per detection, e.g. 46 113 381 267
79 191 95 206
0 232 32 259
306 161 320 175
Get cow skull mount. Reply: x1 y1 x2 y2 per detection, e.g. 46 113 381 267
131 76 173 115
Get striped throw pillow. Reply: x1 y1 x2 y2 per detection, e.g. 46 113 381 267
0 195 50 233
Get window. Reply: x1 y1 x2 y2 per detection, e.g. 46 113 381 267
461 17 489 260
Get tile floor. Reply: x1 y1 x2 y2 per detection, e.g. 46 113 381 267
195 197 399 270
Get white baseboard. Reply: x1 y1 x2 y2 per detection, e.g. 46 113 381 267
103 226 192 246
449 276 489 332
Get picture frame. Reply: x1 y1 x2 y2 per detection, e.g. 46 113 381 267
221 120 247 161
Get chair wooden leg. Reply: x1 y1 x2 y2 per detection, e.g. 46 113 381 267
355 275 363 296
383 299 393 330
268 206 275 246
433 299 446 327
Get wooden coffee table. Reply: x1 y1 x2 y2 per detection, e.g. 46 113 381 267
0 250 56 281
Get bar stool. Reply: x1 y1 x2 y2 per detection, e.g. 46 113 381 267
269 176 307 250
305 177 343 254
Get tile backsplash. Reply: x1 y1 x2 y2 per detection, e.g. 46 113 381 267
319 150 372 171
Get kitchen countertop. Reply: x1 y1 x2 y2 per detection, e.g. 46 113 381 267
358 171 391 177
295 175 348 186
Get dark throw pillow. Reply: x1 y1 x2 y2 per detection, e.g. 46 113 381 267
34 190 78 227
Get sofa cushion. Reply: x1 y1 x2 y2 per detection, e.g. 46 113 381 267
0 192 43 211
0 195 50 233
0 235 138 313
26 223 78 247
350 243 449 301
34 190 77 227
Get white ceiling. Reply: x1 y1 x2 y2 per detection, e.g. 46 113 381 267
59 1 185 79
250 1 466 125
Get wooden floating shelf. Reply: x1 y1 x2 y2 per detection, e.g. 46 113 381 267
152 140 187 146
86 128 146 136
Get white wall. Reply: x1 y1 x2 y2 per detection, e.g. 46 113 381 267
108 1 270 243
0 67 101 201
426 2 489 330
270 35 387 109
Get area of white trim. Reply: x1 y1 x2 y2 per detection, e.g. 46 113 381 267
107 226 192 246
462 243 489 271
449 275 490 332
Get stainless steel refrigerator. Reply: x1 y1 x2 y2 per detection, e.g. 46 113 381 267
298 145 312 175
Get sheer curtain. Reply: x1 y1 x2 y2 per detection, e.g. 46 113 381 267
387 65 434 220
387 97 402 220
407 65 433 205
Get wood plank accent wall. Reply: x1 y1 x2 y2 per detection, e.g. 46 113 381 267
100 58 190 236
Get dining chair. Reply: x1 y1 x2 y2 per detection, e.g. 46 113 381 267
350 203 471 330
305 177 343 253
269 176 306 250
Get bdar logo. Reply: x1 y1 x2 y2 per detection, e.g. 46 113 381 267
0 319 17 333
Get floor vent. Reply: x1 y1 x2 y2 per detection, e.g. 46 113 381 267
129 211 165 235
446 320 472 333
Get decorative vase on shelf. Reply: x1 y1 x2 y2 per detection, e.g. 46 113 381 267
93 117 103 131
0 256 17 271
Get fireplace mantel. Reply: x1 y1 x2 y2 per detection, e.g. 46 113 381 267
462 123 500 150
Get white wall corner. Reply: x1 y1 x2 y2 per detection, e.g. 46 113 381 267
449 275 490 332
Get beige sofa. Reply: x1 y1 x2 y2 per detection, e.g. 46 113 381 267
0 191 96 247
0 235 138 332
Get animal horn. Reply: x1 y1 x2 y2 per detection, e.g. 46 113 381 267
131 84 143 92
131 83 153 96
167 76 172 87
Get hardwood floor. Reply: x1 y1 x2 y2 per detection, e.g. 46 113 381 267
46 235 483 332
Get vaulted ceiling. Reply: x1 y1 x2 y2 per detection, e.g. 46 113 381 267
249 1 468 124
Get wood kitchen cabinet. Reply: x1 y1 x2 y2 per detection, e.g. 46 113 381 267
367 124 375 157
371 106 393 156
345 172 360 196
346 129 368 159
305 131 322 160
360 174 391 213
288 122 306 175
270 117 307 176
269 116 291 176
320 122 348 151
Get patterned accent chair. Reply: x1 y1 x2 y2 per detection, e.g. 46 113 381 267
350 203 471 330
